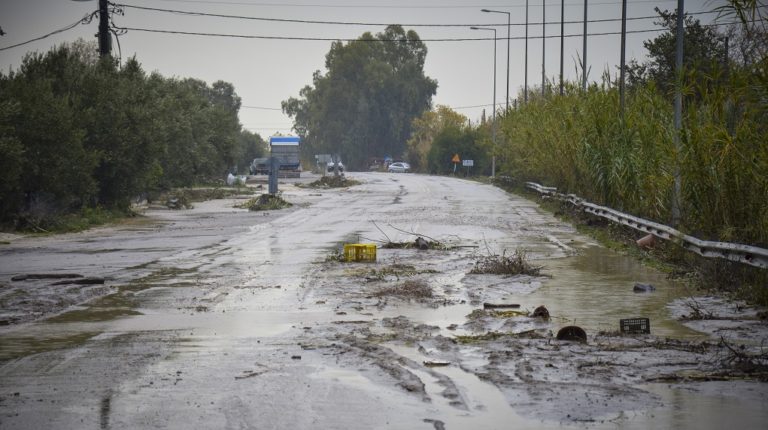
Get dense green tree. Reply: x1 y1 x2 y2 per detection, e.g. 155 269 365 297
78 57 163 208
0 52 97 219
0 100 28 219
427 126 485 175
283 25 437 169
406 105 468 172
0 40 260 226
236 130 268 172
625 8 727 94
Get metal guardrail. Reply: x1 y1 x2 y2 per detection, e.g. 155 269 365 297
524 182 768 269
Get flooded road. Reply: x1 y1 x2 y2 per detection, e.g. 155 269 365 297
1 173 766 429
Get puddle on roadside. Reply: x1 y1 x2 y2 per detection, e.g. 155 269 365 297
526 244 701 338
111 310 298 337
46 292 142 323
343 243 700 340
634 382 768 429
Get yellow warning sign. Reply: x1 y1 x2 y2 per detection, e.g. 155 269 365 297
451 154 460 163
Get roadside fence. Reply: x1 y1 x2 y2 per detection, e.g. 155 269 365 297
520 180 768 270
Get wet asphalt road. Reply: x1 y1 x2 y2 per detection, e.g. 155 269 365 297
1 172 766 429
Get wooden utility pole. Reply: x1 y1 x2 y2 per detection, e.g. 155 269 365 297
98 0 111 57
672 0 685 225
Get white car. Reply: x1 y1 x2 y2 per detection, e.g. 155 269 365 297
388 162 411 173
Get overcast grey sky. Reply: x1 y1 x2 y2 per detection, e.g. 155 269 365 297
1 0 727 138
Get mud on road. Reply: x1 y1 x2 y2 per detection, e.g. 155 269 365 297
1 172 767 429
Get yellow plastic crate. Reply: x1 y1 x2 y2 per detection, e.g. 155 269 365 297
343 244 377 262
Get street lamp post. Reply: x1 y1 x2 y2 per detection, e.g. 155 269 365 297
481 9 510 112
542 0 546 97
525 0 529 103
471 26 497 177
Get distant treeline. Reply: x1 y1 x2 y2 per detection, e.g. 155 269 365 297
0 41 266 228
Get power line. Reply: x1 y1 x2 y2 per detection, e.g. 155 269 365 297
115 16 750 43
115 25 675 42
151 0 677 9
0 12 97 52
243 102 501 113
117 3 718 28
450 103 497 110
242 105 283 110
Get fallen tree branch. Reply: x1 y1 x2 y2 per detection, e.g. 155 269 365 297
386 224 440 245
371 220 392 244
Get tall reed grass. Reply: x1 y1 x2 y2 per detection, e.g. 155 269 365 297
498 69 768 247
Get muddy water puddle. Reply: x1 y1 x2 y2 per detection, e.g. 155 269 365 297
638 382 768 429
527 244 699 337
0 330 100 361
350 242 699 340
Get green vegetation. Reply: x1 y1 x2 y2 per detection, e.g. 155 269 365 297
235 194 293 211
406 105 470 172
496 9 766 247
282 25 437 170
428 125 488 175
0 40 267 230
161 187 255 210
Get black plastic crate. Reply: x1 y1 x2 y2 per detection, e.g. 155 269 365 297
620 318 650 334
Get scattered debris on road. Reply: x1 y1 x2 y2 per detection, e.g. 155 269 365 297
620 317 651 334
469 249 542 276
556 325 587 342
302 175 361 188
483 302 521 309
423 360 450 367
531 305 550 319
50 277 106 286
373 280 433 299
236 194 292 211
633 282 656 292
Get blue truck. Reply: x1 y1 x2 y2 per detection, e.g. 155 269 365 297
251 136 301 177
269 136 301 177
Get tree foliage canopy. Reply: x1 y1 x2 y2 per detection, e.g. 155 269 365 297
406 105 468 172
625 8 728 94
282 25 437 169
0 40 266 227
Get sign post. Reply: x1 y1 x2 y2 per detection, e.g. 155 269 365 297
462 159 474 176
268 156 280 195
451 154 461 174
